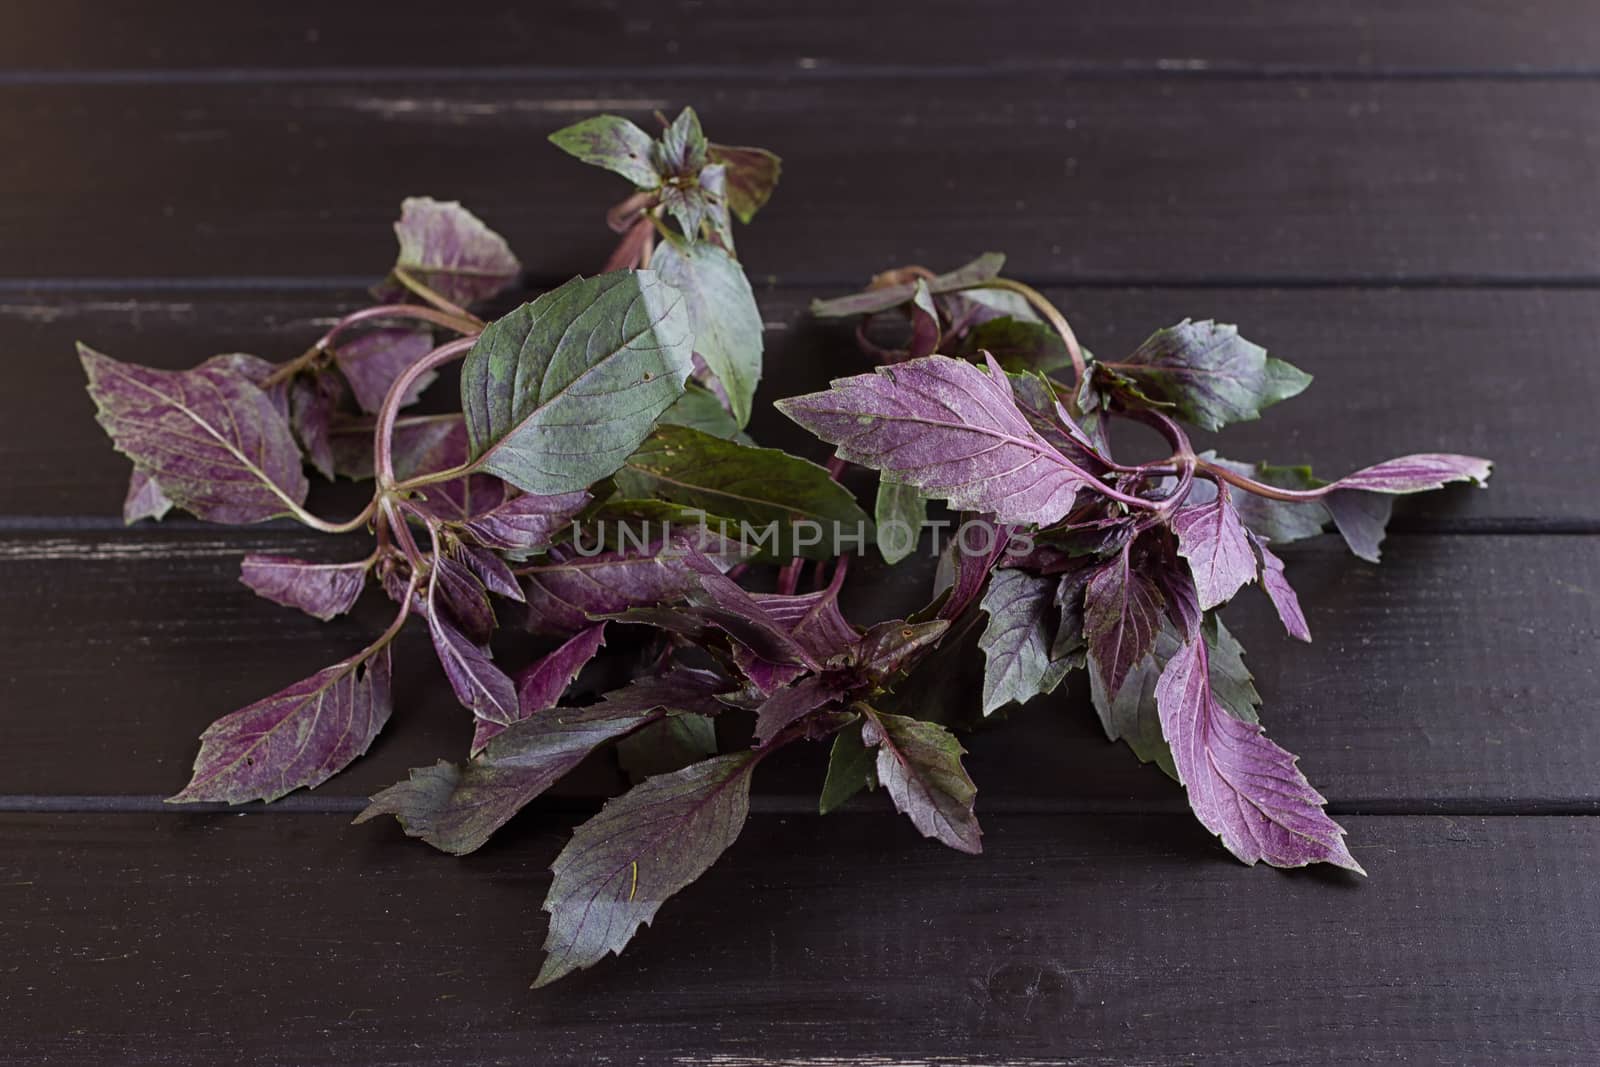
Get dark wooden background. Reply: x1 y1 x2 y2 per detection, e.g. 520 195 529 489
4 3 1599 1063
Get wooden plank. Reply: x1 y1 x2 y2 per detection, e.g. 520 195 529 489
0 531 1594 808
6 285 1589 522
3 79 1599 282
5 1 1600 76
3 812 1596 1063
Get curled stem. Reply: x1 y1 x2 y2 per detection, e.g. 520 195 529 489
260 303 482 389
374 336 477 490
971 278 1088 386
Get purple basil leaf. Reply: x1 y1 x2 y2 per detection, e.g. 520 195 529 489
1316 454 1490 563
380 561 425 610
933 519 1014 622
536 750 760 987
288 370 343 481
462 489 590 558
640 598 818 679
239 554 370 622
1008 372 1107 473
427 564 517 724
754 675 846 745
357 414 506 524
1252 535 1311 642
750 589 861 662
359 668 726 857
1083 542 1166 698
517 623 607 712
689 568 823 668
389 197 521 308
1205 452 1490 563
810 253 1006 319
396 416 505 522
1149 537 1202 639
655 106 710 175
777 354 1091 527
122 468 173 524
978 568 1077 715
522 537 715 636
707 141 781 223
81 345 309 524
1171 483 1258 611
860 707 982 855
461 271 694 496
720 586 860 693
941 285 1041 330
818 719 878 814
1156 633 1361 872
332 327 437 414
1050 562 1094 661
1088 614 1260 779
548 114 662 188
431 554 496 644
853 619 949 684
472 623 608 753
723 638 806 695
1324 489 1393 563
658 181 710 249
328 412 459 481
1330 453 1493 494
428 610 518 725
170 644 392 804
418 474 508 524
458 544 524 603
385 413 466 479
1103 319 1311 431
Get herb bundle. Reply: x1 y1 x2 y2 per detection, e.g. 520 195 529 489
81 107 1491 986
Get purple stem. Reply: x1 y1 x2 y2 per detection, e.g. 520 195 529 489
1198 459 1331 503
322 303 481 350
775 558 805 597
260 303 480 389
374 336 476 489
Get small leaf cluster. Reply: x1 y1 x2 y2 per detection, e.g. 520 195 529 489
82 106 1491 986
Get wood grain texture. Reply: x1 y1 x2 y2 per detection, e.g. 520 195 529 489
3 79 1599 283
6 285 1586 522
0 531 1592 809
4 1 1600 76
4 812 1597 1065
2 3 1596 1058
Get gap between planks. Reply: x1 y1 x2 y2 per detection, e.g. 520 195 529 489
12 276 1600 293
6 64 1600 88
1 794 1595 817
